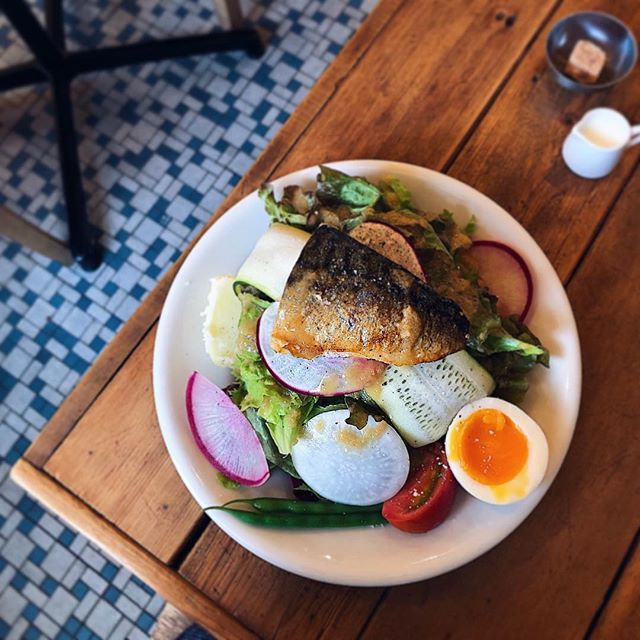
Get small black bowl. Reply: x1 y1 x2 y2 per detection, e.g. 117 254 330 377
546 11 638 92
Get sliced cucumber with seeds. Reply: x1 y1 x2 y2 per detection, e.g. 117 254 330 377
366 351 494 447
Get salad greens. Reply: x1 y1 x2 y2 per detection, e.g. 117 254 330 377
258 165 548 402
218 166 549 489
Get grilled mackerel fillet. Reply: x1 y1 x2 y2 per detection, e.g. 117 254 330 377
271 226 469 366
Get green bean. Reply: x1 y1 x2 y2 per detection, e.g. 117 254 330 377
206 506 387 529
219 497 382 515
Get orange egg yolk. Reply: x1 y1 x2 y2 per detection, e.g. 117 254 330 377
458 409 528 485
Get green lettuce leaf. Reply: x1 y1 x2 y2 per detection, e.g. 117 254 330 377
316 165 381 208
259 184 308 228
233 292 315 455
379 177 415 210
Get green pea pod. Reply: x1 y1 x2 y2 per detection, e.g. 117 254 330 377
206 506 387 529
219 498 383 515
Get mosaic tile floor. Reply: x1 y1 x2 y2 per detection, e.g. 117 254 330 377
0 1 373 637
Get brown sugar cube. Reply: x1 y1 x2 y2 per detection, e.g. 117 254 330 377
565 39 607 83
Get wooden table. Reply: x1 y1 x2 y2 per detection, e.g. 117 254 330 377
11 1 640 638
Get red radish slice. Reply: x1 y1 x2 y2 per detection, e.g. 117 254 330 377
257 303 385 396
185 371 269 486
468 240 533 321
350 222 426 281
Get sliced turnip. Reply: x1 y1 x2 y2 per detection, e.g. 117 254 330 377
468 240 533 321
186 371 269 486
257 302 385 396
291 409 410 505
350 221 426 280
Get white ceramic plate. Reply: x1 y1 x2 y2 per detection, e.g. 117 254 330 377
153 160 581 586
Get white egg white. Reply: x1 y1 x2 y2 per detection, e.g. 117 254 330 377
445 397 549 505
291 409 410 506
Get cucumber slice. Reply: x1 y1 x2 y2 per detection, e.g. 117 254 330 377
202 275 242 368
366 351 494 447
236 223 310 300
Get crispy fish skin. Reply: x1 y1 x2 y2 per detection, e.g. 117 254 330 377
272 226 469 366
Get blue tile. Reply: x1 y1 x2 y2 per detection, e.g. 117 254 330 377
104 585 119 604
136 610 155 632
28 546 46 565
41 577 57 596
72 579 89 600
23 602 39 622
58 528 76 547
101 562 118 581
63 616 81 635
11 571 27 591
24 625 41 640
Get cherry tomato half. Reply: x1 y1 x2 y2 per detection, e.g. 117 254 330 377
382 442 456 533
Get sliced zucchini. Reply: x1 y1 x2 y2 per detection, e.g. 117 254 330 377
236 223 310 300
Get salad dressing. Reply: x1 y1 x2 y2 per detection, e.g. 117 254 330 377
336 421 386 450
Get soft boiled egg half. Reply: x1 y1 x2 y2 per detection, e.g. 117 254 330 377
445 398 548 505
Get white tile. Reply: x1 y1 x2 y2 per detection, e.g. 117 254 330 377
3 531 34 567
86 600 122 638
5 617 29 640
0 586 27 625
40 544 74 581
43 586 77 625
33 611 60 637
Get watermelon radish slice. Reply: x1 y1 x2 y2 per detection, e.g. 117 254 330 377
468 240 533 321
185 371 269 486
257 303 385 396
350 222 426 281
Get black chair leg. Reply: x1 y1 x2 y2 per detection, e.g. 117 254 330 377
51 77 102 271
1 0 267 271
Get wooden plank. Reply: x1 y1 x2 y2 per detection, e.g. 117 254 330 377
24 0 405 469
358 167 640 639
0 204 72 265
448 0 640 282
44 327 203 563
591 535 640 640
275 0 559 176
181 527 383 640
9 460 258 640
213 0 243 30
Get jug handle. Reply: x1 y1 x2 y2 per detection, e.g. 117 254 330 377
630 125 640 147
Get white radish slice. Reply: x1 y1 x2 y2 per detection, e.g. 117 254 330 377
257 302 385 396
350 221 426 280
185 371 269 486
291 410 410 505
468 240 533 321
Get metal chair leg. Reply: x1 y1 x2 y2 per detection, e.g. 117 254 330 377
0 0 267 271
51 77 102 271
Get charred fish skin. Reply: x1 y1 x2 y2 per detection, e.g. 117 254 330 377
272 226 469 366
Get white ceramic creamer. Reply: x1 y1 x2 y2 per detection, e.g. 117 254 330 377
562 108 640 179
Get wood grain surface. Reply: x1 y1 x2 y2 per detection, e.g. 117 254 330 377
11 0 640 637
275 0 558 175
449 0 640 283
44 328 203 563
592 534 640 640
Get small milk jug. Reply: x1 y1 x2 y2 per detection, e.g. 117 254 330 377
562 108 640 179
